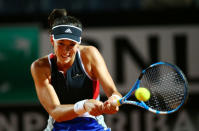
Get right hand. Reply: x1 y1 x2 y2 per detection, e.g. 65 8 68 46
84 99 103 116
102 95 119 114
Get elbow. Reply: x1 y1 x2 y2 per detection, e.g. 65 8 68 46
48 106 63 122
48 106 76 122
50 111 63 122
46 104 78 122
51 113 75 122
53 116 63 122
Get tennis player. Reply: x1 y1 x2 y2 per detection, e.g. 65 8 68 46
31 9 122 131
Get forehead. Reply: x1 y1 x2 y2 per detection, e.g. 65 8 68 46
55 39 77 44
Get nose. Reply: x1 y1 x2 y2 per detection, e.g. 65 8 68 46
66 45 72 51
62 45 72 54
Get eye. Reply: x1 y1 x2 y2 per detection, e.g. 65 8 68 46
70 42 76 47
58 42 64 46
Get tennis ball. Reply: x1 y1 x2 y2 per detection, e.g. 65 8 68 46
135 87 151 102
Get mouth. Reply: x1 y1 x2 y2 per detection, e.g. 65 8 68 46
61 54 70 58
60 53 72 63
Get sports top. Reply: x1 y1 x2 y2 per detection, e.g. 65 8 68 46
48 50 100 104
44 50 110 131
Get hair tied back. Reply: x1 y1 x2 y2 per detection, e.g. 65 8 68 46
48 9 67 30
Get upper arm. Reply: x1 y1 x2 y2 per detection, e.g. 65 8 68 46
85 46 119 97
30 60 60 115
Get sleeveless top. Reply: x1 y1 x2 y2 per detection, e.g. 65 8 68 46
48 50 100 104
44 50 110 131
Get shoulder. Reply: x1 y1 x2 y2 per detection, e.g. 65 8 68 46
79 45 101 60
31 56 50 76
79 45 105 71
79 45 98 53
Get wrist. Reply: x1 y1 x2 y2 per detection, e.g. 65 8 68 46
111 95 122 106
111 94 122 100
74 99 87 115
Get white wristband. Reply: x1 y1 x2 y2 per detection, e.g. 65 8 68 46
74 100 87 115
111 94 122 99
111 95 122 106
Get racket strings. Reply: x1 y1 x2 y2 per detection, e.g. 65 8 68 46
140 65 186 111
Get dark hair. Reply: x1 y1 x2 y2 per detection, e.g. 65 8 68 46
48 9 82 34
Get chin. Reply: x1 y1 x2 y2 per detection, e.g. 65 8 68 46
57 57 70 64
64 59 71 64
62 57 71 63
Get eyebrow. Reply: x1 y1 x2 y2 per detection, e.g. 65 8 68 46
56 40 76 45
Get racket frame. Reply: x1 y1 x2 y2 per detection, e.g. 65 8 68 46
117 62 189 114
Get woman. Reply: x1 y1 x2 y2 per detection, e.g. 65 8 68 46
31 9 122 131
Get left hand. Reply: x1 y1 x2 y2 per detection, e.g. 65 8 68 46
102 95 120 114
84 99 104 116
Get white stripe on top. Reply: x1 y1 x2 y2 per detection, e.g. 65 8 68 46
77 49 94 80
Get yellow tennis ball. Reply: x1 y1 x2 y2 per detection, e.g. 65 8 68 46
135 87 151 102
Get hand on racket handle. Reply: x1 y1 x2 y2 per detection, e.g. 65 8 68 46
84 99 104 116
102 95 120 114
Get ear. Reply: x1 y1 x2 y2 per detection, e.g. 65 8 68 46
50 35 54 46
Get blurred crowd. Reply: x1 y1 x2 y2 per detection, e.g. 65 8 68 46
0 0 197 14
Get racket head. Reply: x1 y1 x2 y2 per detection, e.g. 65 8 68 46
121 62 189 114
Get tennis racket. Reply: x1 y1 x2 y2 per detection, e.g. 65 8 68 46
113 62 189 114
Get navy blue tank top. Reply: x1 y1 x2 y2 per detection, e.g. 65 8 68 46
48 51 100 104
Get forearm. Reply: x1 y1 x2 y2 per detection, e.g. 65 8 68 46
50 99 104 121
103 85 122 98
50 99 89 122
50 104 78 122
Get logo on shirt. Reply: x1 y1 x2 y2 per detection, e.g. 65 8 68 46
72 73 83 79
65 28 72 33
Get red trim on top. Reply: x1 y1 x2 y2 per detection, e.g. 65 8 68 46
49 53 54 59
92 80 100 99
